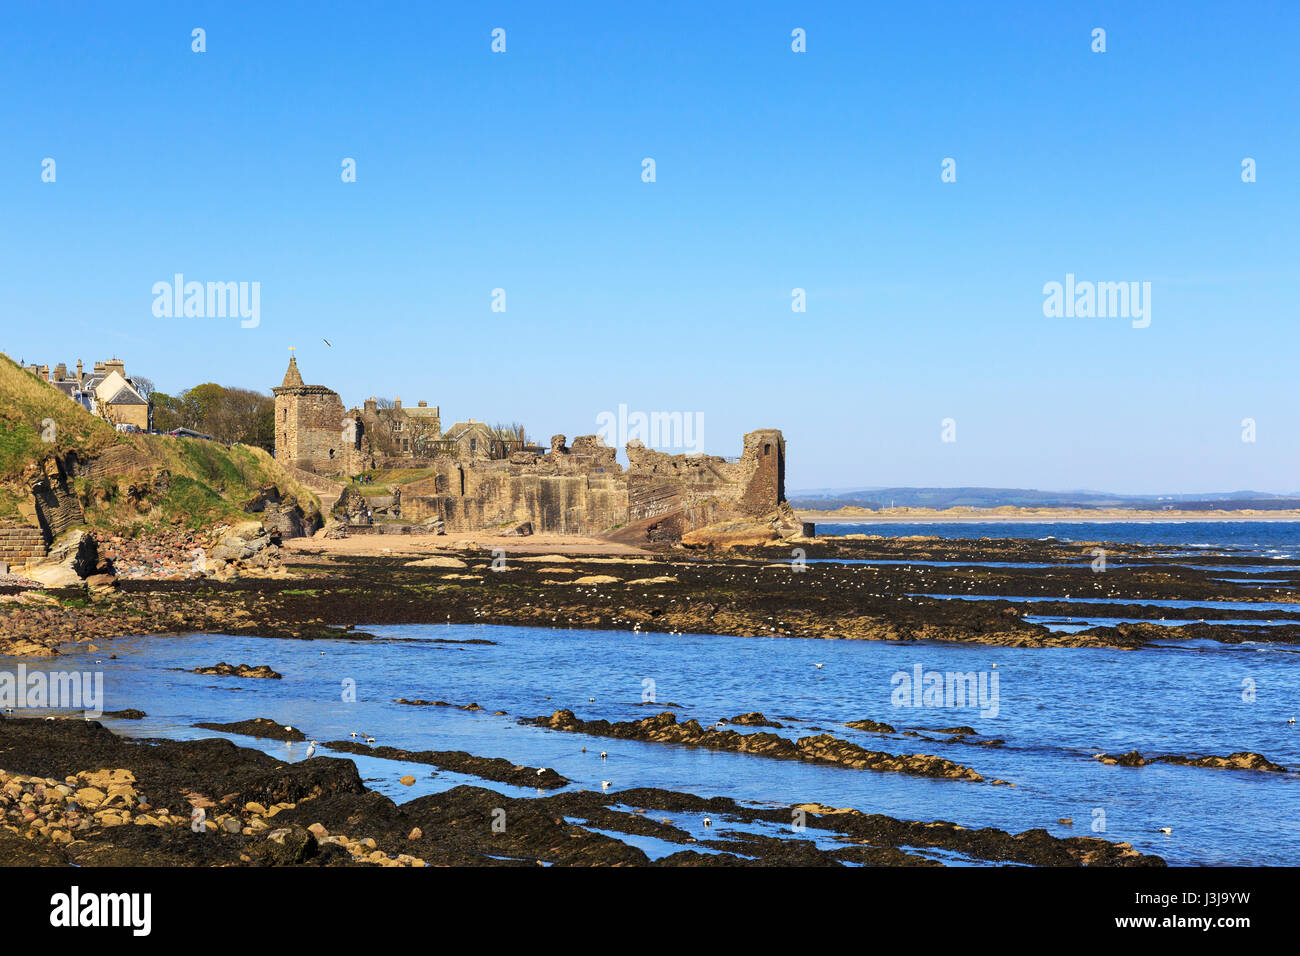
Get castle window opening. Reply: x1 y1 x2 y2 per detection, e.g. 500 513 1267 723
764 444 771 456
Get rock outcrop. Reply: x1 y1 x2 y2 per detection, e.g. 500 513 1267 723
24 530 114 590
528 709 984 781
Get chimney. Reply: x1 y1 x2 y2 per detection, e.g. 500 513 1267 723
53 363 67 382
364 398 377 414
105 358 125 377
417 400 427 408
76 359 84 385
394 396 402 410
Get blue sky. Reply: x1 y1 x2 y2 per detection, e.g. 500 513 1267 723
2 1 1297 493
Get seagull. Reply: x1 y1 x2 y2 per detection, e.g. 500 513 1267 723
1289 717 1296 725
536 767 548 776
305 740 316 759
600 780 611 789
323 338 333 347
365 736 375 745
599 751 608 759
1157 826 1172 834
813 663 824 670
349 731 359 738
703 817 712 828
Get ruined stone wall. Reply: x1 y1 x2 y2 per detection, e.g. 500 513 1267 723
0 525 46 565
403 473 628 534
400 442 628 534
394 430 781 537
624 429 785 527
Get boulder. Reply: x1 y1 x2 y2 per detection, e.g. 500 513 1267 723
25 530 107 587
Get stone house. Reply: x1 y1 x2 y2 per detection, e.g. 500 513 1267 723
28 358 152 430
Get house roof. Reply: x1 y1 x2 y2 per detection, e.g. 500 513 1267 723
105 385 147 405
443 421 494 439
94 369 147 406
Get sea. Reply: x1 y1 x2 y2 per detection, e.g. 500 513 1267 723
4 520 1298 866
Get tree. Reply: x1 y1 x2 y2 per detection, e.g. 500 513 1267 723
131 376 156 402
150 392 183 432
159 383 275 450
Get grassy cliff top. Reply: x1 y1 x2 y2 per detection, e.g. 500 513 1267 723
0 352 318 530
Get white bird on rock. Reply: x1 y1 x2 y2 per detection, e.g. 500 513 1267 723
305 740 317 759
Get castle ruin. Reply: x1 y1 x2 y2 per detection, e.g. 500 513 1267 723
272 357 786 538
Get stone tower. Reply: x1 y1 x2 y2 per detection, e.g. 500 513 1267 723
739 428 786 514
272 357 348 473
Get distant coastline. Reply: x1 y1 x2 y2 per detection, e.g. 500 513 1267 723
797 506 1300 523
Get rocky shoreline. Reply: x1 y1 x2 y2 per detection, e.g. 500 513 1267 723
4 531 1297 659
0 716 1164 867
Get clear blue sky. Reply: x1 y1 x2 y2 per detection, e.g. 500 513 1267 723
2 1 1297 493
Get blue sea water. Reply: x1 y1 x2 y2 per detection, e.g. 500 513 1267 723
3 520 1297 866
4 622 1297 866
815 520 1300 559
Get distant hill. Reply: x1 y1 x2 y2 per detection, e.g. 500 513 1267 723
0 352 318 533
788 486 1300 512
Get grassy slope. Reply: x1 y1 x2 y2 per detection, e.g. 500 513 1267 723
0 352 318 531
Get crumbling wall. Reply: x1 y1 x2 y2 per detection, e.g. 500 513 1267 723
625 429 785 529
394 430 781 537
400 440 628 534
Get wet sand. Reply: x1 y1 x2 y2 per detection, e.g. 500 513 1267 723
283 530 651 558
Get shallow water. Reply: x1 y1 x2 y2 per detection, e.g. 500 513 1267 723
6 622 1299 866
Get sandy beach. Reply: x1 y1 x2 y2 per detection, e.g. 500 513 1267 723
283 530 650 558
